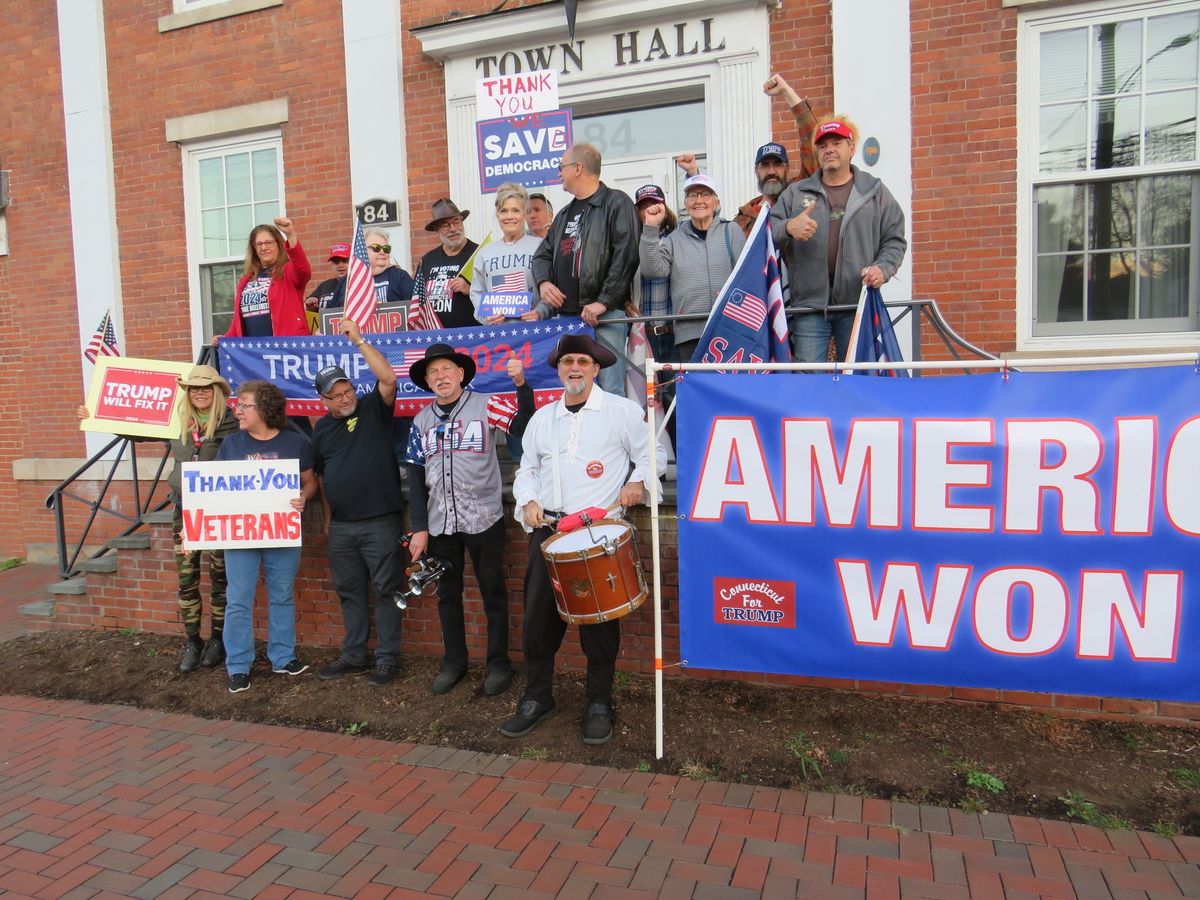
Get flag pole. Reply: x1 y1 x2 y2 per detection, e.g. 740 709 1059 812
843 285 869 372
647 355 665 761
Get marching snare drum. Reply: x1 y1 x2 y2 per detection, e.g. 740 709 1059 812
541 519 648 625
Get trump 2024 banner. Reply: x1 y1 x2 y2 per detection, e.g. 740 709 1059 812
218 319 592 416
675 366 1200 702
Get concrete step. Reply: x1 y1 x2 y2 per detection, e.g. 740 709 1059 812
46 576 87 596
77 555 118 574
19 599 55 617
143 511 174 525
105 534 151 550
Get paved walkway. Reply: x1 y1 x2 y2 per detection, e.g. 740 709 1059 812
0 696 1197 899
2 567 1200 898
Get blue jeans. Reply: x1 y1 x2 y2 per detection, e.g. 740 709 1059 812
790 309 856 364
222 546 302 674
594 308 628 395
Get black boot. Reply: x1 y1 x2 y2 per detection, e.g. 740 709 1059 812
200 632 225 668
179 637 204 673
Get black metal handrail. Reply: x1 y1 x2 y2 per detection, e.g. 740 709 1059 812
44 435 173 579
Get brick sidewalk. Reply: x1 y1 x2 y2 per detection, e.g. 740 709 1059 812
0 562 57 643
0 696 1197 898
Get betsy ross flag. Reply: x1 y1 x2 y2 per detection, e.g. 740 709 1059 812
493 270 528 293
341 219 378 328
691 206 790 366
847 286 909 377
84 311 121 363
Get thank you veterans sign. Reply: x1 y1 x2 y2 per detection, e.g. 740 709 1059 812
180 460 303 550
675 366 1200 703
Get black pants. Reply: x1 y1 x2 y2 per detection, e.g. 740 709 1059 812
522 526 620 706
428 517 510 674
327 512 405 666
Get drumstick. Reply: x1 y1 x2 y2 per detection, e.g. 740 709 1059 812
553 504 623 533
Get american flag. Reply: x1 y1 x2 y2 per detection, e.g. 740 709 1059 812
721 289 767 331
341 219 377 328
493 270 527 293
407 295 444 332
391 347 428 381
84 311 120 363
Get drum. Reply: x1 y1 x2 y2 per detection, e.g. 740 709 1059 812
541 519 648 625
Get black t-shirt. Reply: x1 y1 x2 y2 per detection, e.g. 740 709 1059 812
240 270 274 336
413 241 479 328
552 198 588 315
312 277 342 311
312 385 405 521
823 179 853 282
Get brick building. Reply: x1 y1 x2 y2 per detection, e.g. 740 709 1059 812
1 0 1197 564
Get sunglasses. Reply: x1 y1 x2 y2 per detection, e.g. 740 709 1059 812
367 243 392 254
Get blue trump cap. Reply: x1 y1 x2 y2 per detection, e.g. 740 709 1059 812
754 142 789 166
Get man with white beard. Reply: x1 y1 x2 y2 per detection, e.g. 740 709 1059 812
501 334 664 746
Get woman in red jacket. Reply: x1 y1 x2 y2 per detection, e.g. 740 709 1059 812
224 216 311 338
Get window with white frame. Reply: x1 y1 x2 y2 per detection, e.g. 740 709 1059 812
184 134 284 340
1025 1 1198 339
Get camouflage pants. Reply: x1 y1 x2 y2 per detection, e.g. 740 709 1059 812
173 506 227 638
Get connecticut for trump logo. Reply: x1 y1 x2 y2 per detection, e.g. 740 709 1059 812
713 577 796 627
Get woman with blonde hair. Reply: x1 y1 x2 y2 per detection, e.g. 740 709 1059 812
75 363 238 672
470 182 543 324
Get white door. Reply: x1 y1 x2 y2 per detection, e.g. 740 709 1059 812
534 154 676 218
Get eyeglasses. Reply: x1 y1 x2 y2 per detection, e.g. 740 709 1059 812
187 385 215 392
322 388 357 403
558 355 595 369
557 160 580 172
367 244 392 254
235 402 258 411
253 241 278 249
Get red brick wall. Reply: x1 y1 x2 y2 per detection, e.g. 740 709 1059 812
0 9 79 557
35 502 1200 726
910 0 1020 357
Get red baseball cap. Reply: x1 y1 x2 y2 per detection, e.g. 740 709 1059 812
814 121 854 143
328 243 351 261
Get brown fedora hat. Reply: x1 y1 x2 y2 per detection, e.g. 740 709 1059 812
424 198 471 232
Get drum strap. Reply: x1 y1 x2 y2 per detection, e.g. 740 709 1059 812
551 413 564 511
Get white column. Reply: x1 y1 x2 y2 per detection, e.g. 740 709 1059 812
57 0 122 456
716 52 767 213
342 0 412 269
830 0 913 340
446 98 490 246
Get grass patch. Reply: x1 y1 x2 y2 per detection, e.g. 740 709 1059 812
1151 820 1181 838
519 746 548 761
785 731 824 781
679 761 715 781
1060 791 1132 830
960 763 1005 795
1171 767 1200 790
0 558 25 571
342 721 368 736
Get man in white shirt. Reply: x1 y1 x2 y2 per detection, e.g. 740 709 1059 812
503 334 663 745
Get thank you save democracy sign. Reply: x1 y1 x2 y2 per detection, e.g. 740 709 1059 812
675 366 1200 702
217 319 594 416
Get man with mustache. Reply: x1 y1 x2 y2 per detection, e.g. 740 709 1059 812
677 74 819 237
404 344 534 697
502 334 664 746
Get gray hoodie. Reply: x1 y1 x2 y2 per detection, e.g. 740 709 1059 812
638 217 746 345
770 166 906 312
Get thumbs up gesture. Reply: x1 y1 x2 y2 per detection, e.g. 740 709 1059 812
786 197 818 242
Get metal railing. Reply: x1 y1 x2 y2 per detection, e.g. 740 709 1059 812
619 296 997 383
44 435 173 579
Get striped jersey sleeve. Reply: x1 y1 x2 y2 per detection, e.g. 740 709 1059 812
404 421 426 467
485 393 519 434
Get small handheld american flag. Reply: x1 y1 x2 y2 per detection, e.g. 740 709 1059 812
341 219 377 329
84 311 121 363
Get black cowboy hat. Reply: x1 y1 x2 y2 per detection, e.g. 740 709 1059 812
408 343 477 390
547 333 617 369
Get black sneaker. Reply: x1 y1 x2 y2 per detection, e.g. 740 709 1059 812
499 698 557 738
483 667 513 697
178 640 203 674
272 659 309 676
227 673 251 693
199 637 225 669
318 659 370 680
368 663 398 686
431 665 467 695
582 702 614 746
